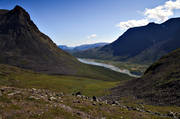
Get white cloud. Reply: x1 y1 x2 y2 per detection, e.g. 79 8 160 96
87 34 97 39
165 0 180 10
144 0 180 22
144 6 173 22
117 0 180 30
116 19 149 30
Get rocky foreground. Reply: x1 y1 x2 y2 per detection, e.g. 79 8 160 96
0 86 179 119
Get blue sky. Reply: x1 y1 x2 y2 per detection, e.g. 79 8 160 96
0 0 180 46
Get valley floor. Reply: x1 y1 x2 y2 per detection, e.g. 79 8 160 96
78 58 149 76
0 64 180 119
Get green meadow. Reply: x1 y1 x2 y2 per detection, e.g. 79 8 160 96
0 64 128 96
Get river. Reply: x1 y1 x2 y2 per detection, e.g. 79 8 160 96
77 58 140 78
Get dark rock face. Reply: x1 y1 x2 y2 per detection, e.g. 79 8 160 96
107 48 180 106
0 6 80 75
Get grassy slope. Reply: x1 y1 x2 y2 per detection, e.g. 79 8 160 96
76 62 131 81
0 64 128 96
0 87 173 119
0 64 179 119
108 48 180 106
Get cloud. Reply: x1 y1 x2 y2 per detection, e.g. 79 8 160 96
117 0 180 30
165 0 180 10
87 34 97 39
144 0 180 22
116 19 149 30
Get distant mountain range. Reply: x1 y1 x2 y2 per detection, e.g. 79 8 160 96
107 48 180 106
59 42 108 52
74 18 180 64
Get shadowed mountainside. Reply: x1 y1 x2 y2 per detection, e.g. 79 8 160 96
0 5 81 75
74 18 180 64
106 48 180 106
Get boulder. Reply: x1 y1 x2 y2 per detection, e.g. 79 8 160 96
112 101 120 105
92 96 97 101
8 92 16 96
168 111 177 118
49 96 56 101
92 102 96 106
75 91 82 96
73 100 80 103
56 92 64 97
32 88 37 91
28 96 40 100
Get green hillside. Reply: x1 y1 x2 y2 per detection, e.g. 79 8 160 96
0 64 179 119
107 48 180 106
0 64 130 96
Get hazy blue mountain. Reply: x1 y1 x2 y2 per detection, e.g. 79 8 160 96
58 45 74 51
59 42 108 52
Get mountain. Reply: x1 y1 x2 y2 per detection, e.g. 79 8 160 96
0 5 130 81
73 42 108 51
0 5 80 75
74 18 180 64
59 42 108 52
58 45 74 51
106 48 180 106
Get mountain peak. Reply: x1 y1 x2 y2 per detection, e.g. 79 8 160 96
147 22 157 26
0 6 27 18
13 5 25 11
10 5 28 15
8 5 31 22
0 5 40 32
0 6 80 75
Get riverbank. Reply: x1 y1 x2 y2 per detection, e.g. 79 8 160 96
77 58 143 78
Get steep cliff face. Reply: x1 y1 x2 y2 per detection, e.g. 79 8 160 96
0 6 80 75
